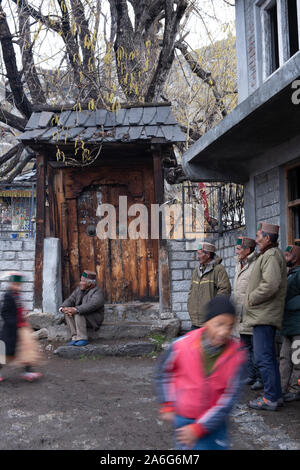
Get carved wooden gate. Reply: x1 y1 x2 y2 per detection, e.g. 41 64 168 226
51 165 159 303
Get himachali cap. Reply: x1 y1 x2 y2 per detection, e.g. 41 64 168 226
285 245 300 257
82 270 97 280
198 242 216 253
236 237 256 249
8 271 24 283
257 222 279 234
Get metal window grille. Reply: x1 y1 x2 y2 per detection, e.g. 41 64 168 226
182 182 245 235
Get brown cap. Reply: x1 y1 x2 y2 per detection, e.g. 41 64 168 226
198 242 216 253
82 270 97 280
257 222 279 234
236 237 256 249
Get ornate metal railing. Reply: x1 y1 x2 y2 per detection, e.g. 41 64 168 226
183 182 245 234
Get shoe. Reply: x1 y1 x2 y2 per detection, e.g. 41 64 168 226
251 380 264 391
20 372 43 382
277 397 284 407
67 340 77 346
248 396 278 411
74 340 89 347
283 392 300 402
244 377 255 385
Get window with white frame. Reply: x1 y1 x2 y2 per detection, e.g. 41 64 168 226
256 0 300 81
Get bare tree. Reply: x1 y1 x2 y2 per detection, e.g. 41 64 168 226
0 0 235 179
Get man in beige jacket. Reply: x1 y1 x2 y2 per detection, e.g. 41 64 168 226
233 236 262 390
187 242 231 329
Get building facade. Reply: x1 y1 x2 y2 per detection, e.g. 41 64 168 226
182 0 300 249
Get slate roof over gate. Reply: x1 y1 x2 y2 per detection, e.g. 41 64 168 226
18 105 186 145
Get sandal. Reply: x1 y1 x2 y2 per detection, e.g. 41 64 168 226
248 396 278 411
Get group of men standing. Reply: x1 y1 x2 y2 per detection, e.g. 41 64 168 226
187 221 300 411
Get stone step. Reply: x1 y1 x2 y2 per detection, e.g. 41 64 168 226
53 339 160 359
45 318 180 342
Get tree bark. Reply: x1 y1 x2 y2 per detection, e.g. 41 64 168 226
0 7 32 118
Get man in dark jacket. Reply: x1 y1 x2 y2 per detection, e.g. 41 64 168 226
59 270 104 347
279 245 300 402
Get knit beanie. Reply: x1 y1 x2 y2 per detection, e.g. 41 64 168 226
205 296 236 322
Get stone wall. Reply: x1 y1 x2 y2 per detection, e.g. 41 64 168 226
255 167 280 227
0 239 35 311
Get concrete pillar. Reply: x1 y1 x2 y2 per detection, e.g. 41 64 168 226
42 237 62 316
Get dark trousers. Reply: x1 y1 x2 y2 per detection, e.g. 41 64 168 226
240 334 261 382
253 325 282 402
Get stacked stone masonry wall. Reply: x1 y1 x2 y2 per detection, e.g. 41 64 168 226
255 167 280 228
0 239 35 311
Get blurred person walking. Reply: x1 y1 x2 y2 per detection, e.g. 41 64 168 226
155 296 246 450
0 272 44 382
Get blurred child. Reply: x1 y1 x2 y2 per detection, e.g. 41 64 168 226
0 272 43 382
155 296 247 450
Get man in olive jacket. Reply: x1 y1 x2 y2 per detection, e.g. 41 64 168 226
59 270 104 347
244 222 287 411
279 245 300 402
187 242 231 329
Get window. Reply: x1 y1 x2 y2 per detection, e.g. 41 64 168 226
269 3 280 72
286 163 300 246
287 0 299 57
257 0 300 81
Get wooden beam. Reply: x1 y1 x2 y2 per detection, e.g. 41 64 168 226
34 152 46 309
153 148 171 312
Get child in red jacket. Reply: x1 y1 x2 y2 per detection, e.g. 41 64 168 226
155 296 247 450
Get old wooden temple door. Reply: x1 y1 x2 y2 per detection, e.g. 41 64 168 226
51 165 159 303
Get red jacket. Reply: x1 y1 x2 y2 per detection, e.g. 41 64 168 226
155 327 247 438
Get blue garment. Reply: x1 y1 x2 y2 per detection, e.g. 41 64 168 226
253 325 282 402
240 334 261 382
174 415 228 450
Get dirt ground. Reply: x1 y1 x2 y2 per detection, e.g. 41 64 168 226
0 344 300 451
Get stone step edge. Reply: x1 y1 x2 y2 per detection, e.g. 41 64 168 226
53 340 169 359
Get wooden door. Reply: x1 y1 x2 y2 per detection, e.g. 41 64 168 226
74 168 158 303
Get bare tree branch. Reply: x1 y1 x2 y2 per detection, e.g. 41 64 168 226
0 143 24 166
0 105 27 132
1 151 33 183
0 6 32 118
18 9 46 104
175 40 228 117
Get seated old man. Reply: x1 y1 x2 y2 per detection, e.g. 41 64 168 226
59 270 104 347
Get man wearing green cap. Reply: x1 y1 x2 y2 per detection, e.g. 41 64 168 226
244 222 287 411
279 245 300 402
59 270 104 347
187 242 231 329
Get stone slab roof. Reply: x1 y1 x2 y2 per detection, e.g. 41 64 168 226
18 105 186 145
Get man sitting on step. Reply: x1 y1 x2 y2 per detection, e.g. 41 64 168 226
59 270 104 347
